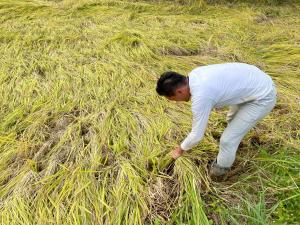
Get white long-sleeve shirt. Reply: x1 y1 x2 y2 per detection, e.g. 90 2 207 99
180 62 274 151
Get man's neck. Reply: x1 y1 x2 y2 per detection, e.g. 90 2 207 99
186 76 191 100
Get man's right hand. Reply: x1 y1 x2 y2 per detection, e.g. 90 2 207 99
170 146 184 159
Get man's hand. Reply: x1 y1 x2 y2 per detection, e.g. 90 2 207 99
170 146 184 159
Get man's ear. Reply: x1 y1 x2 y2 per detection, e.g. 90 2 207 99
176 87 183 94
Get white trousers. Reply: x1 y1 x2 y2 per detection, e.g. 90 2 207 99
217 85 277 168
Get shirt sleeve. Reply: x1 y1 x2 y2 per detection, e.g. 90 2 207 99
180 97 214 151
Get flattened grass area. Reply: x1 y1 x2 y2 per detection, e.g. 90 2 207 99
0 0 299 224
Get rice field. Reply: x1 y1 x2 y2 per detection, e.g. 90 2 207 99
0 0 299 224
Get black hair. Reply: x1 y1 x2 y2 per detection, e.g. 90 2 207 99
156 71 187 97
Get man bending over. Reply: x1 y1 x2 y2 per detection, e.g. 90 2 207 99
156 62 277 178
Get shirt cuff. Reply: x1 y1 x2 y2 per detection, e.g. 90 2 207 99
180 142 190 151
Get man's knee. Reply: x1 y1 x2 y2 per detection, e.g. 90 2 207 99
226 105 239 123
226 115 233 123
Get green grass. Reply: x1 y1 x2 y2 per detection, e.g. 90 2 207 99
0 0 299 224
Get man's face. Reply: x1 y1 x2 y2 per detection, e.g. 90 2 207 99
166 95 186 102
166 86 190 102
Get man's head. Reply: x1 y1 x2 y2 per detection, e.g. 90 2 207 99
156 71 191 102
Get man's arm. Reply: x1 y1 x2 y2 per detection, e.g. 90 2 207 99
180 97 214 151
